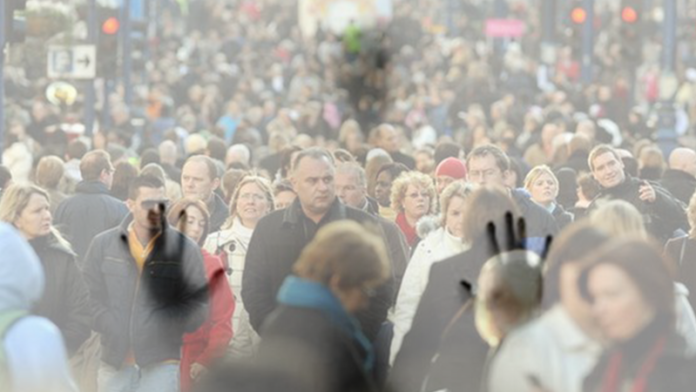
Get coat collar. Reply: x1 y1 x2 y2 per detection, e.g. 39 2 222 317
282 197 346 226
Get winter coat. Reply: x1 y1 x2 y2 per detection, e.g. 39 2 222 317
207 193 230 233
29 233 91 355
53 180 129 265
660 169 696 205
390 226 467 365
82 215 209 367
589 176 688 242
241 198 399 342
510 189 559 241
181 250 234 392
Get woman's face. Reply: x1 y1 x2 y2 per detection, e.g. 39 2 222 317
181 206 207 244
529 173 558 206
236 183 271 228
374 171 393 207
587 264 655 342
15 194 52 240
445 196 466 239
274 190 296 210
403 184 430 220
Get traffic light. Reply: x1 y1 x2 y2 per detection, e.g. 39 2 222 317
4 0 27 44
620 0 643 65
568 1 587 56
130 19 148 75
98 8 120 78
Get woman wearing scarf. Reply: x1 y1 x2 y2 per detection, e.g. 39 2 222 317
389 171 436 249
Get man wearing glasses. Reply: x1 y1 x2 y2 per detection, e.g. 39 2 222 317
83 175 209 392
54 149 128 266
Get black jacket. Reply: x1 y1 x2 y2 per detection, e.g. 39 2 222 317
30 233 91 354
660 169 696 205
510 189 560 238
208 193 230 233
257 306 376 392
590 176 688 242
54 180 129 265
242 198 399 341
83 216 209 367
552 203 574 231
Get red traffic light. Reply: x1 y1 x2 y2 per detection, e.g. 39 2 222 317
571 7 587 24
102 17 120 35
621 6 638 23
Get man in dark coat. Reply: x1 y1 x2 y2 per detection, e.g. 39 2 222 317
54 149 129 265
589 145 688 242
181 155 229 232
661 147 696 205
370 124 416 169
242 148 400 342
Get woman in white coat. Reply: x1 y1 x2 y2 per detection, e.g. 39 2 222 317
204 176 274 358
390 181 473 364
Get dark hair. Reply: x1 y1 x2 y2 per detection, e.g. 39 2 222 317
434 142 462 166
140 148 161 168
273 179 294 196
375 162 409 182
80 150 113 181
555 167 578 209
622 156 639 178
461 186 520 243
0 165 12 190
128 174 165 201
111 162 139 201
66 139 88 160
279 146 303 178
577 173 601 200
466 144 511 172
207 136 227 163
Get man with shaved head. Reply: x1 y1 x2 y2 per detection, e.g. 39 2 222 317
661 147 696 204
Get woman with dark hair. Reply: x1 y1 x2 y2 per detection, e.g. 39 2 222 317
167 198 234 392
579 238 696 392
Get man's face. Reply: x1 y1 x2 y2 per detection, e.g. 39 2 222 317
291 157 336 216
182 160 218 201
592 152 625 189
467 154 507 188
379 128 400 153
127 187 168 232
335 171 366 209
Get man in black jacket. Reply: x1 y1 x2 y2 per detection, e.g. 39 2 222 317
242 148 400 342
83 175 208 392
54 149 129 265
661 148 696 205
181 155 229 232
589 145 688 241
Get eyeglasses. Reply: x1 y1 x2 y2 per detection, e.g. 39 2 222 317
406 191 430 199
141 199 170 211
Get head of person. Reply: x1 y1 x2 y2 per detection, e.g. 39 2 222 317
365 150 394 198
279 145 303 179
167 198 210 246
273 179 297 210
475 250 544 347
588 145 626 189
158 140 178 166
638 146 665 180
221 168 249 204
374 163 409 208
434 141 463 166
466 145 511 188
668 147 696 177
293 221 390 314
80 149 115 189
435 157 468 194
226 144 252 168
390 171 436 221
370 124 400 153
36 156 65 191
460 186 520 245
140 148 161 169
439 181 474 239
590 200 647 239
111 162 140 199
66 139 88 161
523 165 560 208
0 184 52 240
415 147 436 174
338 119 364 153
127 175 168 234
227 176 274 230
568 134 592 157
688 192 696 239
578 238 676 342
182 155 221 202
577 172 601 202
207 137 228 163
335 163 368 209
575 119 597 142
290 148 336 219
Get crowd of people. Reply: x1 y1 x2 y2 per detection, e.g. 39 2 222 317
3 0 696 391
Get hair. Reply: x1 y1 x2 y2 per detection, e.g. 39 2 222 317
578 238 677 329
588 144 621 172
80 150 113 181
435 142 462 166
36 156 65 189
338 119 363 146
111 162 139 201
365 154 394 197
167 197 210 246
291 147 335 173
390 171 436 214
688 192 696 239
542 222 610 308
66 139 88 160
185 155 220 180
128 174 165 201
332 149 355 163
439 181 474 226
207 137 227 163
225 175 275 229
268 132 290 153
466 144 510 172
140 148 161 169
368 123 394 146
590 200 647 239
638 146 665 179
273 179 295 197
336 162 367 188
0 165 11 191
461 186 520 244
279 145 303 179
523 165 559 203
222 169 249 203
293 221 390 291
577 172 601 200
568 134 592 156
140 163 168 184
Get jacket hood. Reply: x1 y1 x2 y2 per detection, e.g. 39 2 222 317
416 214 441 239
0 223 45 312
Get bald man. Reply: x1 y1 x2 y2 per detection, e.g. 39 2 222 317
661 148 696 204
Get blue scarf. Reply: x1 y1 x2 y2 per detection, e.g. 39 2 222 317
276 276 375 371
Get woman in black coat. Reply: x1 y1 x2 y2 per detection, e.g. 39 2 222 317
0 184 91 354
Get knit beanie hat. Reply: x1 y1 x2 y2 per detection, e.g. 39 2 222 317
435 157 467 179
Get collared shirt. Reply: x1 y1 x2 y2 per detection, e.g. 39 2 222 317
488 305 601 392
127 223 160 273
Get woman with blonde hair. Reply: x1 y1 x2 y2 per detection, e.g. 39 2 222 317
524 165 573 230
390 171 436 247
203 175 274 358
0 184 90 355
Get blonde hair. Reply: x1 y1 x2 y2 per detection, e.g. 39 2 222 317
590 200 648 239
390 171 436 214
293 221 390 290
36 156 65 189
688 192 696 239
439 181 474 226
523 165 559 204
224 175 275 229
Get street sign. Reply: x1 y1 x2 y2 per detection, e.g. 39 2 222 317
47 45 97 79
484 19 526 38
